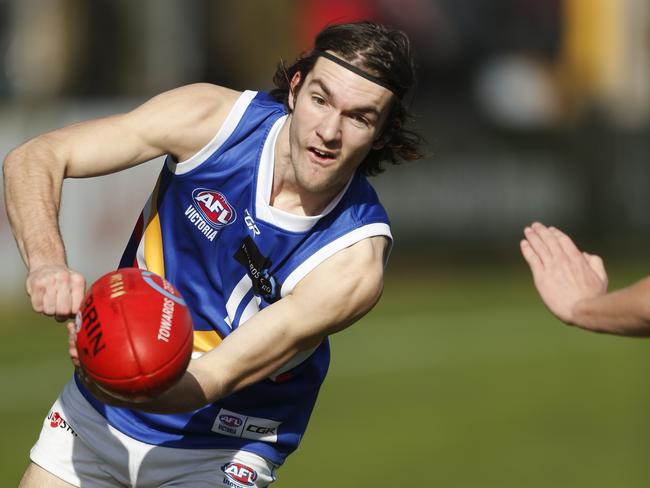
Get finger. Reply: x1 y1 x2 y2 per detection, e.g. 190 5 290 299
70 356 81 369
55 280 73 320
70 273 86 314
531 222 564 257
66 321 77 347
26 276 45 313
67 322 81 368
549 227 582 259
29 289 44 314
41 283 57 316
520 239 544 273
524 224 552 262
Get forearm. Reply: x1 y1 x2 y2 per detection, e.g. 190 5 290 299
3 139 67 270
572 277 650 336
111 238 385 414
195 299 319 399
131 299 314 413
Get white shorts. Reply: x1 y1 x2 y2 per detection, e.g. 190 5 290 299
29 379 277 487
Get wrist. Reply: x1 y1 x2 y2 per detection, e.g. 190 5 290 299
26 244 67 272
20 225 67 272
570 297 600 331
28 260 68 275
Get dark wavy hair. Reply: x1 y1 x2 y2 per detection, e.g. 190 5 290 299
270 21 424 176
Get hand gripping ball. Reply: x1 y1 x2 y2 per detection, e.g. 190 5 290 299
75 268 194 401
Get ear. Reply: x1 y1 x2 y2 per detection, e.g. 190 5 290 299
372 131 389 150
288 72 302 111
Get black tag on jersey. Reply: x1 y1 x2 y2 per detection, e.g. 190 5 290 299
234 236 281 303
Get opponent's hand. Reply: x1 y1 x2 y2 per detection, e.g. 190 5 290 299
520 222 608 324
26 265 86 321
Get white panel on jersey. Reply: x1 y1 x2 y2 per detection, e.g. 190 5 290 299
135 235 146 269
225 274 253 327
280 223 392 296
239 295 261 325
255 115 352 232
260 224 393 377
167 90 257 175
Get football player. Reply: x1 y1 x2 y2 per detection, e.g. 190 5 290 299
5 21 423 487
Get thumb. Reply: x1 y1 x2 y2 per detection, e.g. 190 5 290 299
583 252 608 285
67 321 81 368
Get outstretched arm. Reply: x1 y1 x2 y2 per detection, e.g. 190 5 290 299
76 235 389 412
3 84 239 320
520 222 650 336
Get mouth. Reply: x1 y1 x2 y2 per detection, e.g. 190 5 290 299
308 147 337 165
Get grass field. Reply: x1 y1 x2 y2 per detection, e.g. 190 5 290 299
1 257 649 487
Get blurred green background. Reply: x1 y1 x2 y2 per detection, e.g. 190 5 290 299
2 255 649 487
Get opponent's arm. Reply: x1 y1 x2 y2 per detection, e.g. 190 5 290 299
569 278 650 335
3 84 239 319
520 222 650 336
84 235 388 412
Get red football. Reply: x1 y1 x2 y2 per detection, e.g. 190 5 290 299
75 268 194 401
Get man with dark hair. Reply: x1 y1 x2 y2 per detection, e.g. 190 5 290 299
5 21 423 487
270 21 422 176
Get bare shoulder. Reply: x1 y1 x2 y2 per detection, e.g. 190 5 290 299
126 83 243 162
146 83 240 112
294 235 389 293
283 235 389 337
295 235 388 301
333 235 389 271
335 236 388 291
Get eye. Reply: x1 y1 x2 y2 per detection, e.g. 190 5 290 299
350 114 370 127
312 95 327 106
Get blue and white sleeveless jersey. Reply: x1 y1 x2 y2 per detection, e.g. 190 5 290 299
76 90 392 465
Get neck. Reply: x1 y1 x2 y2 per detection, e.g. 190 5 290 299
270 116 346 216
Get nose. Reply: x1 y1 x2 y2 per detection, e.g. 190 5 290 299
315 111 342 146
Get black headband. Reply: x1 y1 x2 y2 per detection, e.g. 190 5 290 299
313 50 397 95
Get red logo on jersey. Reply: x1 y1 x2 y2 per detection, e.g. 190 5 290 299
50 411 63 428
192 189 237 229
221 462 258 486
47 411 78 437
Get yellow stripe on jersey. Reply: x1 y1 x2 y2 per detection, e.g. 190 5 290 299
141 177 221 355
193 330 223 353
144 176 165 277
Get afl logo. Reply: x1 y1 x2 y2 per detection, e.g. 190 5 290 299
221 462 258 486
219 414 243 428
192 188 237 229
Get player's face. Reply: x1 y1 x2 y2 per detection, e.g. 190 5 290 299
287 57 394 194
